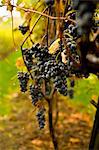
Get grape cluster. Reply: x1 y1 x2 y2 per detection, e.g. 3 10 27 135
72 0 97 35
38 55 69 96
30 84 43 106
63 4 80 68
19 25 29 35
36 108 46 129
63 23 81 72
21 43 70 96
17 72 29 92
63 21 78 51
38 59 66 96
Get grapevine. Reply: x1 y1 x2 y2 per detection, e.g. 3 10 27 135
1 0 98 149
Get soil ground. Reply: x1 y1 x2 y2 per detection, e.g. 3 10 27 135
0 93 94 150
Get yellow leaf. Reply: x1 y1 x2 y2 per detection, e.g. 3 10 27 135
49 38 60 54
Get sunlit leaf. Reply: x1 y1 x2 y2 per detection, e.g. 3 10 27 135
49 38 60 54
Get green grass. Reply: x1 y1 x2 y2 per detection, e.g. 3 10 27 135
0 50 21 115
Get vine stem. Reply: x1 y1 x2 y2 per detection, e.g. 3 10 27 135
1 4 76 23
16 5 76 23
89 97 99 150
54 95 59 126
48 98 58 150
42 85 58 150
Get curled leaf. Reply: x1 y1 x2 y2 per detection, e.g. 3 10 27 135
49 38 60 54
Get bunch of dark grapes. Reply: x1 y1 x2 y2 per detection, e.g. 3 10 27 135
36 108 46 129
63 20 78 55
19 25 29 35
32 40 76 97
17 72 29 92
37 56 68 96
44 56 68 94
22 42 70 96
72 0 97 35
63 23 81 72
62 4 80 73
30 84 43 106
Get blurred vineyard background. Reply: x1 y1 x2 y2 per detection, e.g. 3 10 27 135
0 0 99 149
